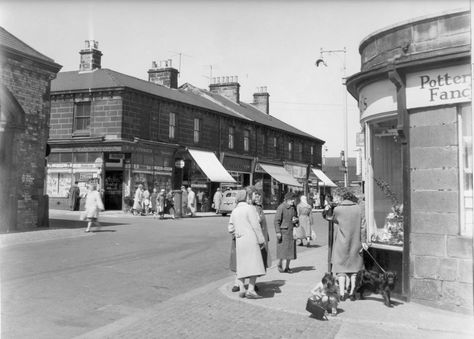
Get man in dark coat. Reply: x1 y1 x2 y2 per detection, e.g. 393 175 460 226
68 181 80 211
274 192 298 273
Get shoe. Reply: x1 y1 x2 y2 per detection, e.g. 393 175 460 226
278 266 284 273
85 229 90 233
245 291 262 299
231 285 239 293
254 285 259 292
238 292 246 298
306 242 310 248
330 309 338 316
350 294 356 301
285 268 293 273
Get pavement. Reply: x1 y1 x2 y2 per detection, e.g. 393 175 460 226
2 210 473 339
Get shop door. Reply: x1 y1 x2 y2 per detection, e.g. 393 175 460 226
104 171 123 210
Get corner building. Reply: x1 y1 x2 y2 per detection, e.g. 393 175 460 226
347 9 472 312
48 42 324 211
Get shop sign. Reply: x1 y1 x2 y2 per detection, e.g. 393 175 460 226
154 165 173 172
48 163 72 168
223 156 252 173
356 132 365 147
191 183 208 188
406 64 471 109
284 164 306 179
358 80 397 121
254 163 266 173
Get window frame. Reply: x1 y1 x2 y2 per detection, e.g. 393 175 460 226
243 129 250 152
73 101 91 134
228 126 235 150
169 112 176 140
458 104 473 237
193 118 201 144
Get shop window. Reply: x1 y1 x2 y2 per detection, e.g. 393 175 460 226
169 112 176 139
244 129 250 152
228 126 235 150
74 152 87 163
73 102 91 134
60 152 72 163
459 104 473 237
48 153 60 163
46 172 71 197
368 119 404 247
193 118 201 144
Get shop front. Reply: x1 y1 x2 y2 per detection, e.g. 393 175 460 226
222 154 253 189
254 162 302 209
347 9 472 311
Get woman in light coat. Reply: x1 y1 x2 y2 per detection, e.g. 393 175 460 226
84 183 104 233
228 190 266 299
297 195 314 247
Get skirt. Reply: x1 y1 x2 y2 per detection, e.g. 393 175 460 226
229 237 237 272
277 228 296 260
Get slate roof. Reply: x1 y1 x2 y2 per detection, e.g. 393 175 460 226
0 26 55 64
51 68 322 141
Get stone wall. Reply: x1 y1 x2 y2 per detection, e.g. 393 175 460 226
1 56 58 231
409 106 473 311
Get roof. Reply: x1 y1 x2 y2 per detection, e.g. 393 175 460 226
0 26 55 64
51 68 323 142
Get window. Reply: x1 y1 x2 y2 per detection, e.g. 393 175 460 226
297 143 303 161
311 146 314 156
261 132 266 154
193 118 201 143
459 105 473 236
244 129 250 152
273 137 277 148
288 141 293 160
73 102 91 133
228 126 235 149
169 112 176 139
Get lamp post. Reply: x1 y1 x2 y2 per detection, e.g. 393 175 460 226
315 47 348 187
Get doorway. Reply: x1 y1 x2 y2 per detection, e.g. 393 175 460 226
104 171 123 210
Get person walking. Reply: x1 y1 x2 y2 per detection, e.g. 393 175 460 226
83 183 104 233
213 187 223 214
274 192 299 273
181 186 188 217
166 189 175 219
327 190 368 301
132 184 144 215
228 190 266 299
156 189 166 219
68 181 81 211
142 187 151 215
150 188 158 215
297 195 314 247
187 187 196 217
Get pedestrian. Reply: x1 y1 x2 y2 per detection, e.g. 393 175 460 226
248 186 272 270
142 187 151 215
83 183 104 233
150 188 158 215
213 187 223 214
228 189 266 299
326 190 368 301
68 181 81 211
156 189 166 219
187 187 196 217
297 195 314 247
132 184 144 215
274 192 299 273
181 186 188 216
196 190 204 212
166 189 175 219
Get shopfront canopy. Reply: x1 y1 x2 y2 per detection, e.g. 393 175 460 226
259 164 302 187
312 168 337 187
188 149 236 183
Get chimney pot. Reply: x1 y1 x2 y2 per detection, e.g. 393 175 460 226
252 86 270 114
148 59 179 88
209 74 240 103
79 40 102 71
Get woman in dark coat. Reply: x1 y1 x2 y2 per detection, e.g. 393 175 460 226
329 191 367 300
274 192 298 273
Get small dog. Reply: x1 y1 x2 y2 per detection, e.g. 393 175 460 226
354 270 397 307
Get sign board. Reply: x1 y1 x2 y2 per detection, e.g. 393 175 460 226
359 80 397 121
406 64 471 109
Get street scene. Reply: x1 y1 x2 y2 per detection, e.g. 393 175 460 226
1 0 474 338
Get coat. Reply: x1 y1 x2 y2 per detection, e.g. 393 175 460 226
84 190 104 219
213 191 222 210
297 203 313 237
228 202 266 279
331 200 366 274
255 204 272 269
187 190 196 213
133 188 143 210
274 201 297 260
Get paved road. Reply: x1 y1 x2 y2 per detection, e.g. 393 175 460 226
1 211 329 338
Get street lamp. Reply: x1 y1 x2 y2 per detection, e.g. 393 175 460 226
315 47 348 187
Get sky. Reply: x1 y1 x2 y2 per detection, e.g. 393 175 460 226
0 0 469 157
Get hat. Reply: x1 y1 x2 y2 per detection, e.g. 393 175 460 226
284 192 295 200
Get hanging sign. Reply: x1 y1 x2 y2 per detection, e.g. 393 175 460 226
358 80 397 121
406 64 471 109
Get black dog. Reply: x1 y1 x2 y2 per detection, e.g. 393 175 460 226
354 270 397 307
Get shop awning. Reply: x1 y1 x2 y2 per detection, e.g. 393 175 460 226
188 149 236 183
312 168 337 187
259 164 302 187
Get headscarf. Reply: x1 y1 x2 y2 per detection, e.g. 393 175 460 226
235 190 247 203
299 195 310 208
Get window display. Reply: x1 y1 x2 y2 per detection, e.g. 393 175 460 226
368 119 404 248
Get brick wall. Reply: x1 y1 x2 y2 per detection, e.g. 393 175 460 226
409 106 473 311
1 57 58 231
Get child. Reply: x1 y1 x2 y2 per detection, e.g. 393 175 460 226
310 272 340 316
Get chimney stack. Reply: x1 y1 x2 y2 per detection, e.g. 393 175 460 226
209 76 240 103
252 86 270 114
79 40 102 72
148 59 179 89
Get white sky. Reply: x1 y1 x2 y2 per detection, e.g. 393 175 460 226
0 0 469 157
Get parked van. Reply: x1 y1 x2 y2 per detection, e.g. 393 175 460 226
219 189 238 216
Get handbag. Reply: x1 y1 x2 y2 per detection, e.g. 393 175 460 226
305 297 328 320
79 212 87 221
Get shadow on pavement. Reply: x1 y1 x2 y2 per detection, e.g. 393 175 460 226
289 265 315 273
49 219 125 230
359 296 404 307
257 279 286 298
